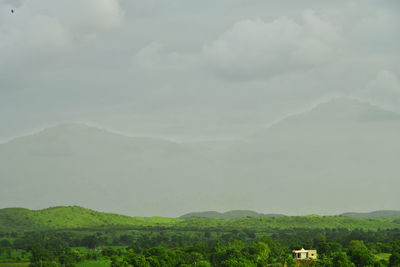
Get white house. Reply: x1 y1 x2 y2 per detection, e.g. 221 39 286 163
292 248 317 260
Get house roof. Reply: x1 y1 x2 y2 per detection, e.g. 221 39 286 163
292 248 316 253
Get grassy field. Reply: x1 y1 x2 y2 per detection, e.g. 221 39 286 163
0 250 30 263
76 260 110 267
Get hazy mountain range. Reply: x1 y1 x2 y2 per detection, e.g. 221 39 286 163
180 210 286 219
340 210 400 219
1 97 400 216
180 209 400 219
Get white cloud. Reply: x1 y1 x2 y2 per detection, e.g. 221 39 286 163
134 42 168 70
59 0 124 35
202 10 340 80
0 0 399 141
358 70 400 109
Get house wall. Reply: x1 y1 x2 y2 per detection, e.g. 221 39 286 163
307 250 317 259
292 250 317 260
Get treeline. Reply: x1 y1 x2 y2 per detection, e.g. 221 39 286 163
6 239 400 266
3 228 400 249
1 227 400 266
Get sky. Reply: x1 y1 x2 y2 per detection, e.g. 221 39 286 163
0 0 400 142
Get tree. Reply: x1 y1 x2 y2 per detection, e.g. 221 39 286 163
102 247 117 257
318 242 343 257
331 252 353 267
389 252 400 267
81 235 99 250
192 261 211 267
5 247 12 259
313 233 327 248
283 254 294 267
28 244 60 267
145 256 161 267
126 252 148 267
260 236 285 263
347 240 375 267
245 242 270 266
211 240 245 265
111 255 130 267
0 239 12 247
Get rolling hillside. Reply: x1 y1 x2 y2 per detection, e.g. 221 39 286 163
180 210 285 219
0 206 177 232
1 206 400 232
341 210 400 218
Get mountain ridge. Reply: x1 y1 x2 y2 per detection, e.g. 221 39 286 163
255 97 400 135
180 210 286 219
0 122 179 147
1 97 400 216
340 210 400 218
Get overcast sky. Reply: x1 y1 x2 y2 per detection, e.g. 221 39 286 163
1 0 399 142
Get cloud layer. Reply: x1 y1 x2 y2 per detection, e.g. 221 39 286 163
203 10 340 80
0 0 399 141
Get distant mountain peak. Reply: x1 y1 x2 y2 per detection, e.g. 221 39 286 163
38 122 111 135
340 210 400 218
264 97 400 130
303 97 400 122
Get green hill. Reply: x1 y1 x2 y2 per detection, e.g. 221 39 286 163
0 206 177 232
180 210 285 219
340 210 400 218
1 206 400 232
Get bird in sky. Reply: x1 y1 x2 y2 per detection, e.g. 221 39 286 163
11 9 14 13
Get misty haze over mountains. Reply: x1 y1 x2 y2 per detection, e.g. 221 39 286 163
1 97 399 217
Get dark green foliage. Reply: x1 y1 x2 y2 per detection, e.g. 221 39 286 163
0 239 12 247
25 242 85 267
318 242 343 257
331 252 354 267
389 252 400 267
28 243 59 267
348 240 375 266
81 235 99 250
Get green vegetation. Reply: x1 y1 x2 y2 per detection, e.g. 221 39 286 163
0 263 29 267
376 253 391 260
76 260 110 267
1 206 400 266
180 210 285 219
1 206 399 233
0 206 177 232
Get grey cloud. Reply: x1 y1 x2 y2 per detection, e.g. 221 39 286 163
202 10 340 80
357 70 400 110
1 0 400 215
0 0 124 91
0 0 399 142
0 0 25 8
